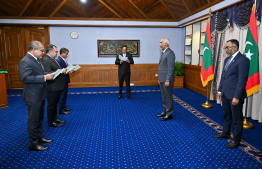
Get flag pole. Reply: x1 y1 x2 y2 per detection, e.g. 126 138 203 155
243 0 257 129
201 82 213 108
201 8 213 109
243 99 254 129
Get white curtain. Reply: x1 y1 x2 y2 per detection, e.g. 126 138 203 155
216 22 262 122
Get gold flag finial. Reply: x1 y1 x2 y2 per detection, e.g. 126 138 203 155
209 8 212 15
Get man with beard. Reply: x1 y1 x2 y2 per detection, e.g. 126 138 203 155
213 39 249 149
156 38 176 121
42 44 67 127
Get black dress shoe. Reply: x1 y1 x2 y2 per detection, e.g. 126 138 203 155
127 94 132 99
29 144 49 151
253 152 262 157
160 115 172 121
39 137 53 143
156 113 166 117
117 95 122 99
49 122 63 127
56 118 65 123
226 140 240 149
213 133 231 139
65 107 72 111
59 111 70 115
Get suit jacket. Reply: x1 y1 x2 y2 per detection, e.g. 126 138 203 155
218 52 250 100
115 52 134 75
18 53 47 102
56 56 70 83
158 48 176 83
41 55 64 91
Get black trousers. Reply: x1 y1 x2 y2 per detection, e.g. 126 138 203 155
47 91 61 125
25 100 45 146
59 81 68 112
221 95 244 142
118 73 131 95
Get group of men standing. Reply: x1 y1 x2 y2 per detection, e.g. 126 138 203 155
19 41 73 151
115 38 253 151
115 38 176 122
19 38 255 154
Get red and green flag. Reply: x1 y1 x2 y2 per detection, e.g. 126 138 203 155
244 4 260 97
201 18 214 87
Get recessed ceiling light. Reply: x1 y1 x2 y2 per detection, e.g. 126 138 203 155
80 0 87 3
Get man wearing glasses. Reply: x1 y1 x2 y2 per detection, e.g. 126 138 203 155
19 41 55 151
213 39 250 149
42 44 67 127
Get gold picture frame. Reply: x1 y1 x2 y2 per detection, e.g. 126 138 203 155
97 39 140 57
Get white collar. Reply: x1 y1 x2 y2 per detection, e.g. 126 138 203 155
27 52 38 60
59 56 67 61
163 47 169 53
230 51 239 61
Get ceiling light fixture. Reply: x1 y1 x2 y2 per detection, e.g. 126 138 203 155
80 0 87 3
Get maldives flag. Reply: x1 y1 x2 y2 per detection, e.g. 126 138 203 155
201 18 214 87
243 4 260 97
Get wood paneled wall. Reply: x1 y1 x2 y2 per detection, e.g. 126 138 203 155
184 64 210 96
69 64 159 88
68 64 183 88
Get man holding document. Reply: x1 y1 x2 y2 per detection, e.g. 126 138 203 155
115 45 134 99
41 44 67 127
19 40 55 151
57 48 74 114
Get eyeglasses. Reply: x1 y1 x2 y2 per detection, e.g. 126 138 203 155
224 45 236 50
37 49 45 53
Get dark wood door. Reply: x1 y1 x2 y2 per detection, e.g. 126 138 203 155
0 26 49 89
24 27 50 52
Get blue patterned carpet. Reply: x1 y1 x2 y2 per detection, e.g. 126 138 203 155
1 87 262 168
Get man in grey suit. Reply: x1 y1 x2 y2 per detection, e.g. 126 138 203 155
42 44 67 127
156 38 176 121
19 40 54 151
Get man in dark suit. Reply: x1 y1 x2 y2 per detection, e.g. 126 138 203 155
213 39 250 149
115 45 134 99
42 44 68 128
56 48 74 114
18 40 54 151
156 38 176 121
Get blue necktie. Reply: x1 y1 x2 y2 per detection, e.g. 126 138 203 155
224 56 232 71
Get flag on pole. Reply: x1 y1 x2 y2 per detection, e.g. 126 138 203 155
201 18 214 87
243 4 260 97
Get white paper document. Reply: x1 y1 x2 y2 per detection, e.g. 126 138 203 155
119 54 128 61
122 56 127 61
73 64 81 71
66 64 75 74
118 54 123 60
53 69 62 80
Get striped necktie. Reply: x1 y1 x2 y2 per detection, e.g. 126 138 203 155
224 55 232 71
37 58 45 73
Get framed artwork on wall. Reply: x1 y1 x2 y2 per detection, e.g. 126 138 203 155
97 39 140 57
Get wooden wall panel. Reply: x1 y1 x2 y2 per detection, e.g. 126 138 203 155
184 64 210 96
68 63 184 88
68 64 159 88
